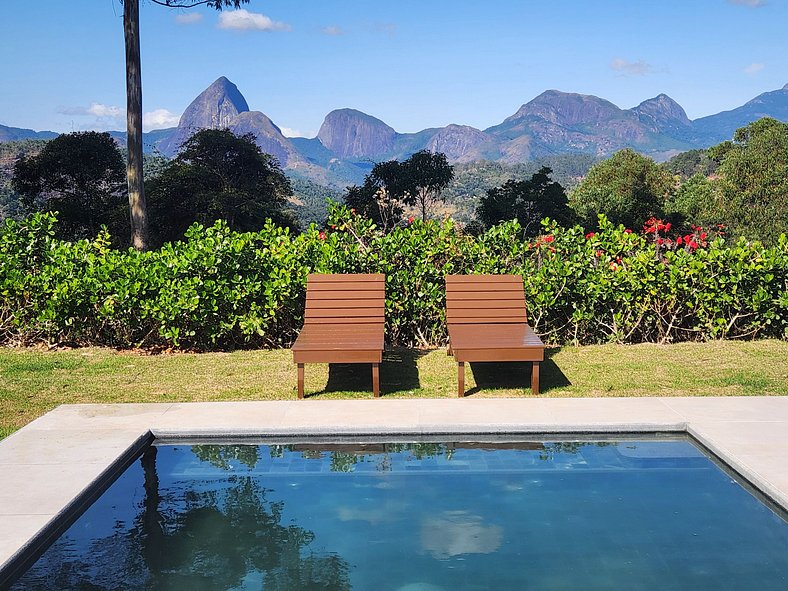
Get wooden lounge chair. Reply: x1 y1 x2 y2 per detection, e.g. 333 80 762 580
446 274 544 396
292 273 385 399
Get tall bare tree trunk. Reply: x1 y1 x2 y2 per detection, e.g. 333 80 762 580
124 0 148 250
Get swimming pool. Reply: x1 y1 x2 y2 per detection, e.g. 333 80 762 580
10 437 788 590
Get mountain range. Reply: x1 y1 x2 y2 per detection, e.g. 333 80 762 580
3 77 788 187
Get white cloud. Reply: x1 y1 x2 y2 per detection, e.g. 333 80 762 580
57 103 180 132
175 13 203 25
728 0 767 7
87 103 123 118
321 25 346 36
610 58 654 76
743 63 765 74
280 127 304 138
217 9 291 32
143 109 180 131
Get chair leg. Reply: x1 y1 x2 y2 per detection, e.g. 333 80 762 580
372 362 380 398
297 363 305 399
531 361 540 395
458 361 465 397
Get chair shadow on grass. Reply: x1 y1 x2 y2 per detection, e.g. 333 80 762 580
464 347 571 396
314 348 428 397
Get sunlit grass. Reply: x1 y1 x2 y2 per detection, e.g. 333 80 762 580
0 340 786 437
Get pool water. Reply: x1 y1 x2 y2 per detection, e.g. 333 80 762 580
12 439 788 590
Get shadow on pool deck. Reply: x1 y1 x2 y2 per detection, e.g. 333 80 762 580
465 347 571 395
315 349 427 397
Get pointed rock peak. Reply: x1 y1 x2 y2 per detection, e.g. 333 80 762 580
198 76 250 114
158 76 251 156
634 93 690 126
783 83 788 90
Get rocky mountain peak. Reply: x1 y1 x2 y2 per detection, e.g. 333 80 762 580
632 94 691 128
159 77 250 156
506 90 624 127
317 109 397 159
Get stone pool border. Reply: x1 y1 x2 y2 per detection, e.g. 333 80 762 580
1 396 787 585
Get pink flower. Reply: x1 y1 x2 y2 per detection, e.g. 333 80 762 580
624 229 632 234
318 231 326 241
585 232 595 239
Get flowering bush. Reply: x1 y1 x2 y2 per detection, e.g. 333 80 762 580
0 206 785 348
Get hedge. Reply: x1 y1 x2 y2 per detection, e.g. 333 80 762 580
1 204 786 349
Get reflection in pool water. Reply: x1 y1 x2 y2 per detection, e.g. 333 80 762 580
12 440 788 590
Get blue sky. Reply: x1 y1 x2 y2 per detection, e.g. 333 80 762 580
1 0 787 137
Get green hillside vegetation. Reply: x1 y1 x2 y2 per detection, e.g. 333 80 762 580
287 175 343 228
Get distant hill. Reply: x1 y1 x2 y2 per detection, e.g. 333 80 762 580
0 124 57 142
3 78 788 189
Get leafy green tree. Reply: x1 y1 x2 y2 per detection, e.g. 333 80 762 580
344 151 454 228
343 159 408 232
12 131 126 240
569 148 675 230
398 149 454 221
709 117 788 244
666 173 720 229
122 0 250 251
475 166 574 234
146 129 297 245
661 149 718 180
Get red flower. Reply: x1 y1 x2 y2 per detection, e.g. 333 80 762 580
609 262 619 271
318 231 326 241
689 240 698 249
676 236 683 245
543 235 554 243
700 232 707 241
624 228 632 234
665 222 672 232
616 256 622 263
585 232 595 239
548 246 556 253
330 224 336 229
656 237 664 245
596 250 604 257
408 215 415 224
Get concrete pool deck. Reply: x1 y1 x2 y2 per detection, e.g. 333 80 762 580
1 396 787 582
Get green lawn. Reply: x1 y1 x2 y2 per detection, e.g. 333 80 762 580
1 340 786 439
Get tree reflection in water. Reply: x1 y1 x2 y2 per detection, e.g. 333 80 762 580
14 446 351 591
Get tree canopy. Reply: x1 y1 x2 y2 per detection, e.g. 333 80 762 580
12 131 126 240
146 129 297 245
398 149 454 221
708 117 788 244
569 148 675 230
474 166 574 235
343 150 454 230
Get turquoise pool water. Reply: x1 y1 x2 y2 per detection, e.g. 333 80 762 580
11 439 788 590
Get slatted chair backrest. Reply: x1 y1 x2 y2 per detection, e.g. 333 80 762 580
445 274 527 324
304 274 386 325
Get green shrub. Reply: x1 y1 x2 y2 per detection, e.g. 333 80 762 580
1 205 785 349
